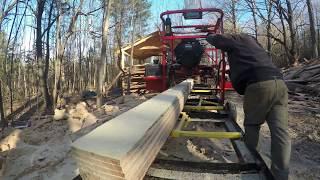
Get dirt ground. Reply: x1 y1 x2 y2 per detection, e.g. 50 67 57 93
0 90 319 180
0 94 149 180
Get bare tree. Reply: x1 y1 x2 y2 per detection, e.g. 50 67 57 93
127 0 137 94
44 0 55 109
53 0 84 107
114 0 125 73
231 0 237 33
244 0 258 39
4 0 19 114
36 0 53 111
265 0 272 52
96 0 112 107
0 0 18 30
0 80 6 128
284 0 298 65
306 0 318 58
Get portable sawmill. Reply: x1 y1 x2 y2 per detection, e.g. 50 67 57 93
143 8 275 180
71 8 275 180
144 8 233 104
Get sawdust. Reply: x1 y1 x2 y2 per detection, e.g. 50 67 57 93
158 121 238 164
0 94 148 180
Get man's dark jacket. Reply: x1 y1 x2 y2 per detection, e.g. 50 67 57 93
206 33 283 95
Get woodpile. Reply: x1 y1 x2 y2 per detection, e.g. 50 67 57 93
123 65 147 94
71 79 193 180
284 58 320 95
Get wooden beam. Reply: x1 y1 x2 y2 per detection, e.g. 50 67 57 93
72 79 193 180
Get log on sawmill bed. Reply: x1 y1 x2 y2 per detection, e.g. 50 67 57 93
71 79 194 180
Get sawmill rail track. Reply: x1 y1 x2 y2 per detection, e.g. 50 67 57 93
144 84 274 180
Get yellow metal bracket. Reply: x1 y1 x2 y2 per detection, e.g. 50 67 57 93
183 105 224 111
172 131 242 139
171 113 242 139
191 89 213 93
183 98 224 112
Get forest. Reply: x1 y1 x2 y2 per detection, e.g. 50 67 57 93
0 0 319 126
0 0 319 179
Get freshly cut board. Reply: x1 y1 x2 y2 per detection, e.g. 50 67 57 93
72 79 193 180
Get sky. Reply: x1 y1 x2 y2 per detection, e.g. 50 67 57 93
148 0 184 32
9 0 320 52
22 0 192 51
147 0 252 33
19 0 242 52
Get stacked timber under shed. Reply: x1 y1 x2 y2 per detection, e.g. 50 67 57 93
72 79 194 180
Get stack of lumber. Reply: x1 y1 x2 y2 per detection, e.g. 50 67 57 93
71 79 193 180
123 65 146 94
284 58 320 95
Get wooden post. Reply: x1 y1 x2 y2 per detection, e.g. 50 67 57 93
121 50 125 70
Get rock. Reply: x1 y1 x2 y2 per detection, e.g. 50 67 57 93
53 108 68 121
68 102 97 133
0 129 23 152
104 105 120 115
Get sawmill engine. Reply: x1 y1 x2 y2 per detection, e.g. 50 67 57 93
174 39 204 68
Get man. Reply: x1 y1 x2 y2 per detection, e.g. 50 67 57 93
206 33 291 180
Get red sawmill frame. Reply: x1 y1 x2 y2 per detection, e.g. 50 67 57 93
156 8 229 102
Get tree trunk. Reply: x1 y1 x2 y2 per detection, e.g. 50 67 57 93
53 0 84 106
0 81 7 128
266 0 272 52
37 0 52 111
306 0 318 58
96 0 112 107
78 19 83 91
115 1 125 93
44 0 54 111
128 0 136 94
4 0 19 114
285 0 298 65
53 10 63 107
231 0 237 33
273 0 290 66
317 28 320 54
73 51 77 92
24 66 28 98
252 0 258 39
245 0 258 39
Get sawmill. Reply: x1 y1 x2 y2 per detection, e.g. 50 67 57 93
1 0 320 179
71 7 275 180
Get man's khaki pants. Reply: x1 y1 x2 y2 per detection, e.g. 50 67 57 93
243 79 291 180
